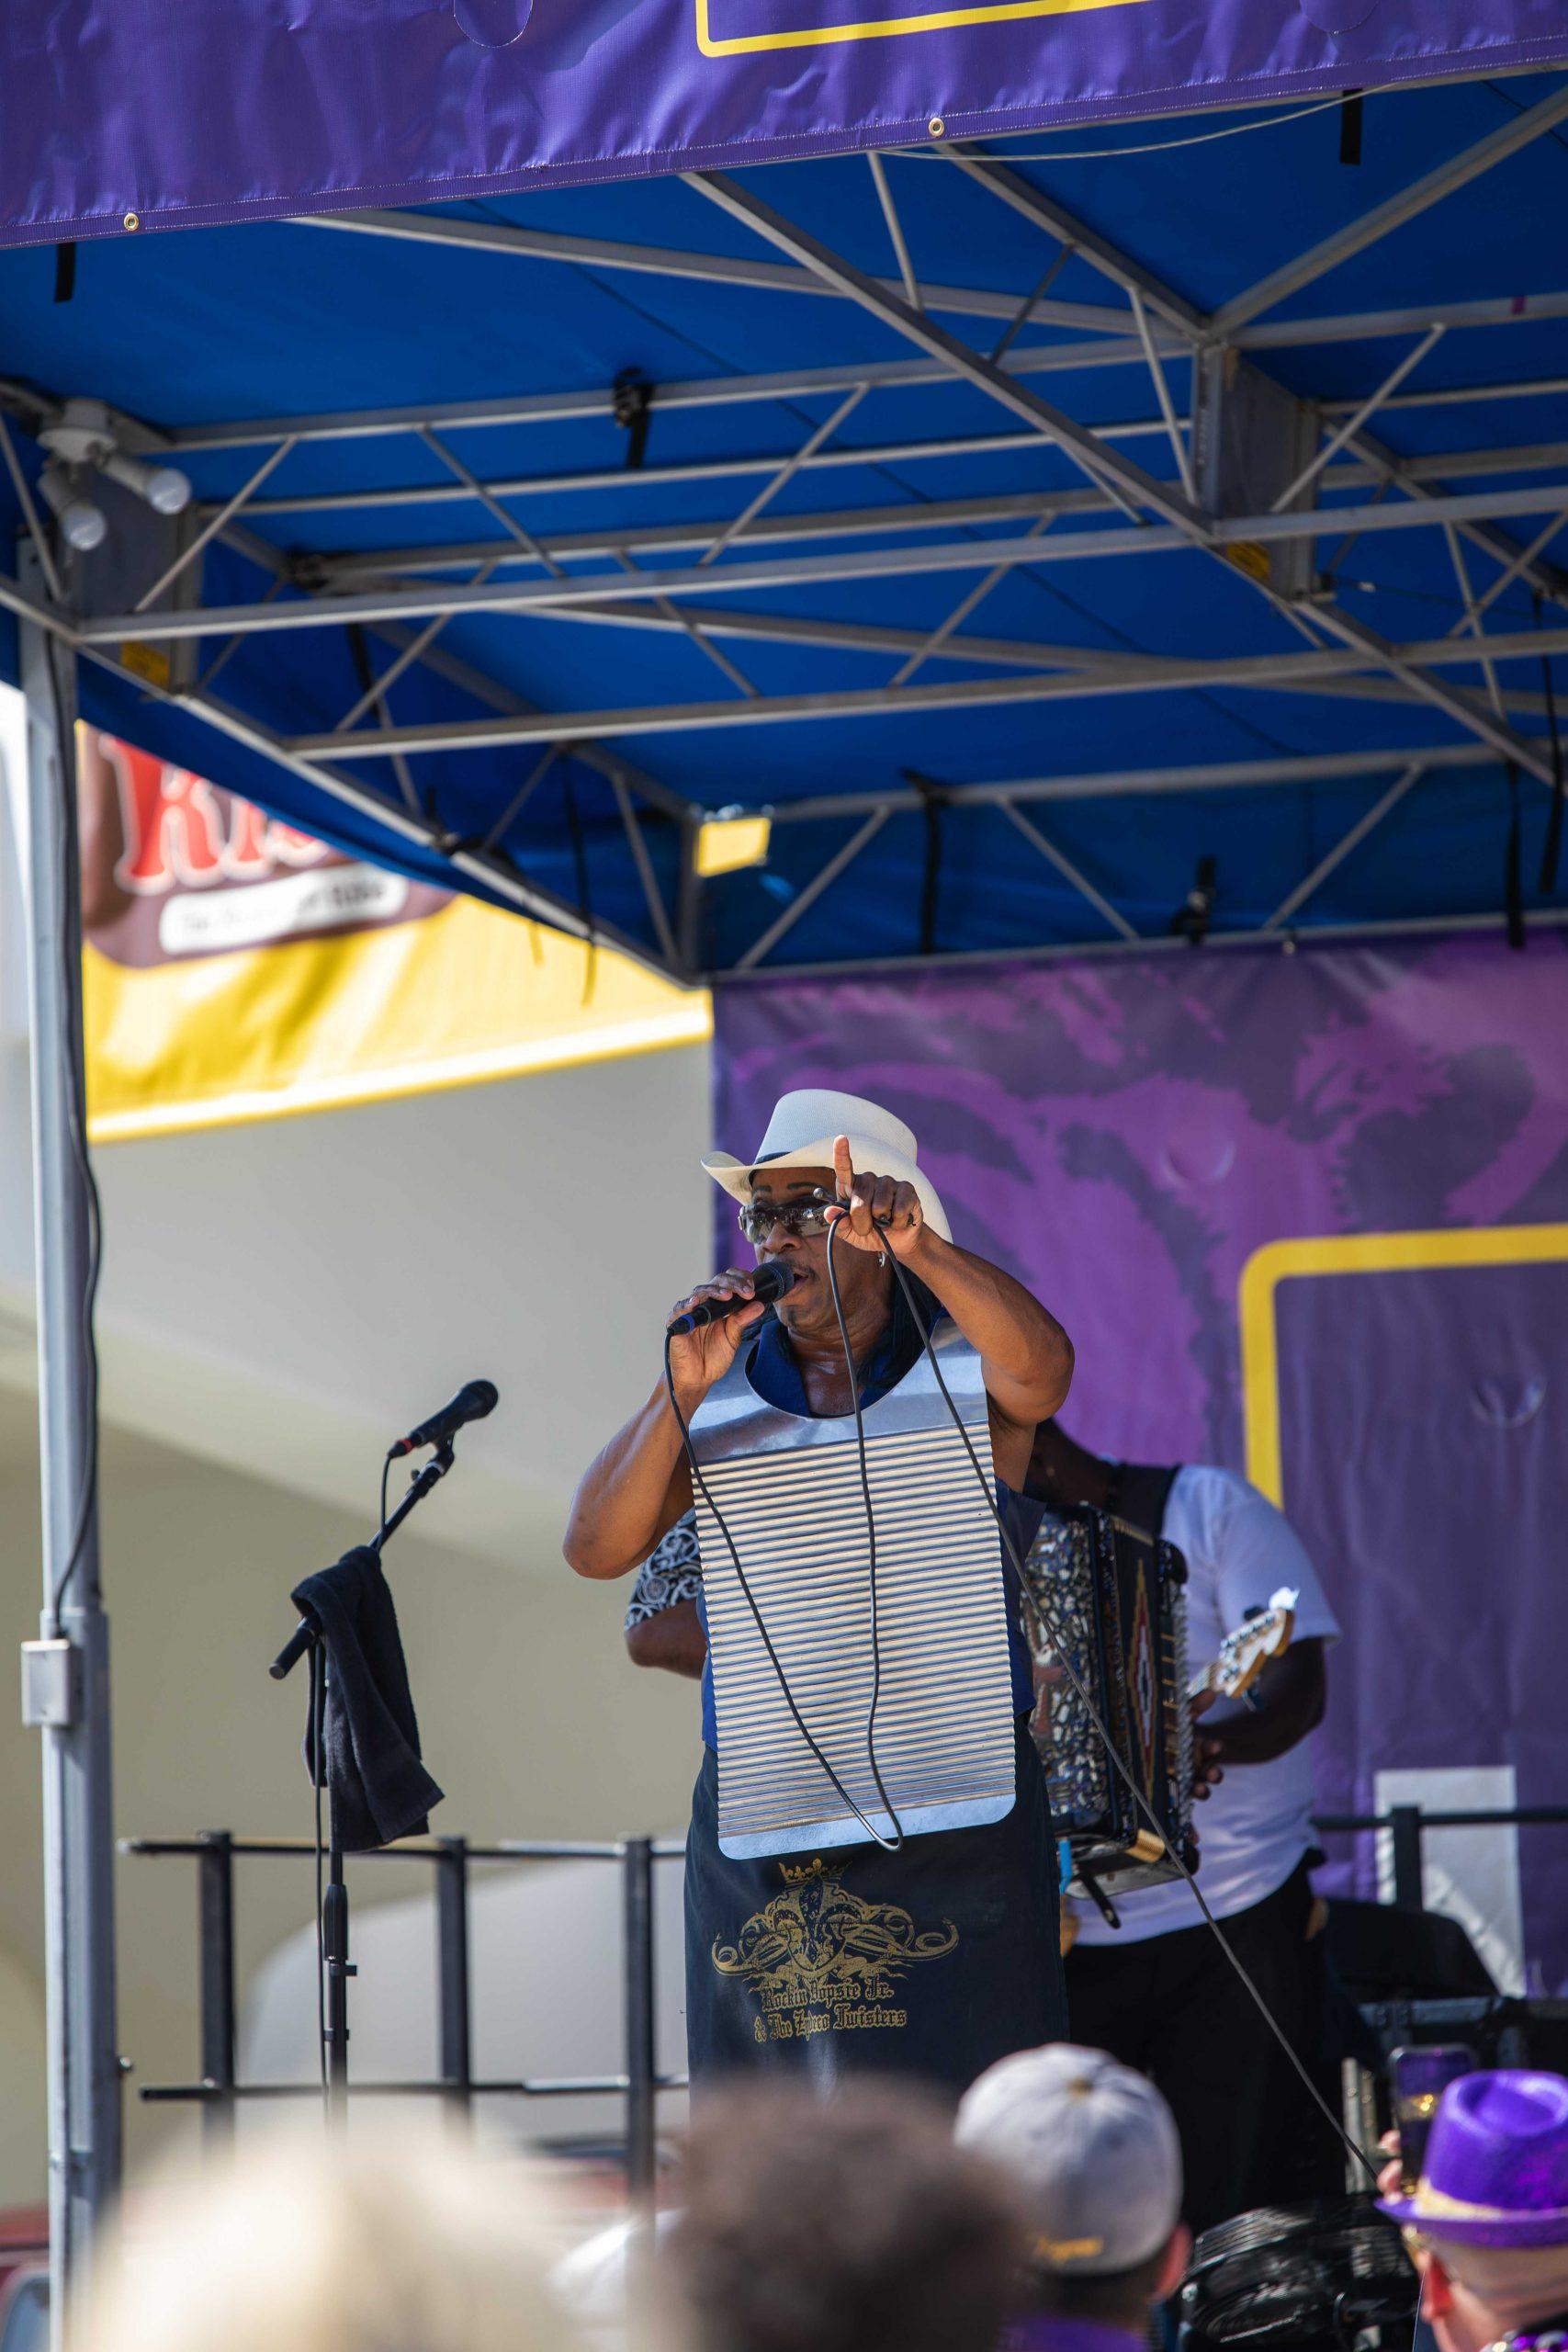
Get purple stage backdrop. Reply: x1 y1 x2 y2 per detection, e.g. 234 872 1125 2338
713 933 1568 1986
3 1 1567 243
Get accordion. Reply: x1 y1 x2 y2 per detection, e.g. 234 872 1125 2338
1021 1505 1197 1912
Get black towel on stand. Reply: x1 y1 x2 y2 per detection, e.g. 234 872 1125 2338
292 1546 444 1850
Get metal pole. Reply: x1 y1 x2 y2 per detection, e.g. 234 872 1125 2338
622 1838 657 2204
17 548 121 2339
1390 1805 1426 1911
322 1781 351 2120
1342 2060 1379 2194
197 1833 237 2147
434 1838 473 2113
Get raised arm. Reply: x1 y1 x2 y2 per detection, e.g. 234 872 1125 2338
563 1265 765 1578
827 1136 1073 1485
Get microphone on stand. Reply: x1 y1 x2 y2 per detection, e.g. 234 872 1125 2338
668 1261 798 1335
388 1378 499 1460
269 1382 500 1684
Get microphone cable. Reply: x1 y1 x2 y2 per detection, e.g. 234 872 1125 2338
824 1219 904 1849
662 1314 905 1854
877 1240 1377 2188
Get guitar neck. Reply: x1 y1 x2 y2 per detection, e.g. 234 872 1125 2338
1186 1601 1296 1703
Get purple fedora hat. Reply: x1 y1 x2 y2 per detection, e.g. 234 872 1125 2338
1382 2072 1568 2247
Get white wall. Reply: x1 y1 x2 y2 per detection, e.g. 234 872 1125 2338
0 1037 715 1572
0 713 724 2192
0 1292 711 2188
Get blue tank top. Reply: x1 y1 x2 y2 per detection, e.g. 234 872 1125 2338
696 1312 1038 1749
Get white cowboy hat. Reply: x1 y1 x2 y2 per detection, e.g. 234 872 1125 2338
701 1089 952 1243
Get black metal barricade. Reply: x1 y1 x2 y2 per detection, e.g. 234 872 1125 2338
1313 1804 1568 1909
122 1831 686 2188
129 1803 1568 2186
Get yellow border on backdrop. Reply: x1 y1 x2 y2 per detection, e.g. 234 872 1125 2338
1239 1225 1568 1507
695 0 1141 58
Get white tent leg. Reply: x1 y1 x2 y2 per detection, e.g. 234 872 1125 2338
18 561 120 2344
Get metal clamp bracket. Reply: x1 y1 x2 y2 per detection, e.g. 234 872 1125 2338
22 1637 83 1728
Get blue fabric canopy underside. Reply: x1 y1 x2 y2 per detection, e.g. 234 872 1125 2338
1 67 1565 970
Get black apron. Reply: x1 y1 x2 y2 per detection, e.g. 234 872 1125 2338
684 1714 1066 2096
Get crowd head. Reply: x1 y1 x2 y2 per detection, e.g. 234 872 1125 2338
76 2047 1568 2352
957 2042 1189 2334
1382 2070 1568 2352
79 2123 582 2352
666 2081 1023 2352
73 2051 1191 2352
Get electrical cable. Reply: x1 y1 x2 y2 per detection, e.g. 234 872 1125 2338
40 635 102 1628
888 85 1401 164
1535 587 1565 894
876 1239 1377 2186
824 1221 905 1848
661 1215 1371 2177
662 1319 905 1852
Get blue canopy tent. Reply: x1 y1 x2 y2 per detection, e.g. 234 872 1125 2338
3 63 1568 976
5 8 1568 2323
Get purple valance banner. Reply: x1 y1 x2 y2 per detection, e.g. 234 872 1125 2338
712 933 1568 1989
3 0 1568 243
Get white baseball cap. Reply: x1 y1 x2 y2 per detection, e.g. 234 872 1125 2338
955 2044 1183 2276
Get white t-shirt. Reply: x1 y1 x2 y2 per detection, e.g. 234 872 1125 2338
1066 1464 1341 1947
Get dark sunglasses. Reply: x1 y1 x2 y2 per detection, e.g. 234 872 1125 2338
738 1191 837 1246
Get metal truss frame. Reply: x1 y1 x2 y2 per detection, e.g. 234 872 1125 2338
258 620 1568 754
6 74 1568 980
51 490 1568 642
716 899 1568 984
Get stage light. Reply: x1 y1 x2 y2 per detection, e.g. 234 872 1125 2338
38 462 107 552
697 809 772 877
38 397 192 522
100 448 193 515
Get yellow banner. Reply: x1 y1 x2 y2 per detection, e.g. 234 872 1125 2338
78 730 710 1143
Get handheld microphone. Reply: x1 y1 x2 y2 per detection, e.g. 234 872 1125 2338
668 1261 798 1335
389 1378 499 1458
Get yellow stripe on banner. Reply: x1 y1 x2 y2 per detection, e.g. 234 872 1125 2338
84 894 711 1144
1238 1224 1568 1507
694 0 1142 55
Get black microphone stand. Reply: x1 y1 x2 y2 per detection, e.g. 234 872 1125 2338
269 1438 456 2118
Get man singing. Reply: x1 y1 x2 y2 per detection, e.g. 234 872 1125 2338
565 1090 1074 2091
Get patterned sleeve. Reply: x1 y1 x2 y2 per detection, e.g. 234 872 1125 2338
623 1510 704 1630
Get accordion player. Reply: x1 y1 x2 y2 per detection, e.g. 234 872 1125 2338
1021 1502 1198 1924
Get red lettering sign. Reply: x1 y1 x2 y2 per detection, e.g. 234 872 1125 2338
108 741 225 893
102 735 329 893
222 796 274 879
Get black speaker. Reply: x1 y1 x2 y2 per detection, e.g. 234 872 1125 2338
1325 1896 1497 2003
1179 2194 1416 2352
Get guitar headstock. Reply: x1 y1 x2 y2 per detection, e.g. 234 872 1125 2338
1190 1589 1299 1702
